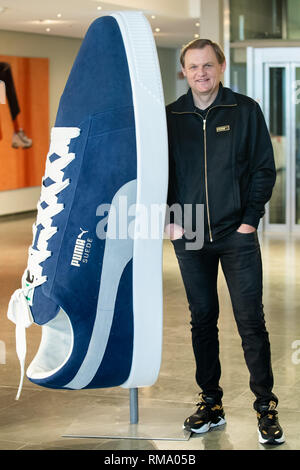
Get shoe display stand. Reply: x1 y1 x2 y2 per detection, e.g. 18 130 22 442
63 388 192 442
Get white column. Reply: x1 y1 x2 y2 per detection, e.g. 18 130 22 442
199 0 223 45
175 48 188 100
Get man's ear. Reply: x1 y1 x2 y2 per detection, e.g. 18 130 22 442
221 60 227 74
181 65 187 78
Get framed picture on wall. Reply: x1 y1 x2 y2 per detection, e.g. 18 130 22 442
0 55 49 191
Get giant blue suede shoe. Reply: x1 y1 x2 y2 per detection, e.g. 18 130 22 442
7 11 168 399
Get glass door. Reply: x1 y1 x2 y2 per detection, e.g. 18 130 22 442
264 64 289 230
247 47 300 233
293 65 300 231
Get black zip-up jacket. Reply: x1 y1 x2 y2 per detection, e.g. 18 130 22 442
166 83 276 243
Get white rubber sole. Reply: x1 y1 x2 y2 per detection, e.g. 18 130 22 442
258 429 285 445
184 417 226 434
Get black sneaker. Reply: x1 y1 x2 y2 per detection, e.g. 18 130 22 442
183 393 226 434
257 402 285 445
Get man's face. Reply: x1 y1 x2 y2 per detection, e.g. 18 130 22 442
182 46 226 98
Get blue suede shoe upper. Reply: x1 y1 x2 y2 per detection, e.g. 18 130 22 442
28 16 137 389
55 16 133 127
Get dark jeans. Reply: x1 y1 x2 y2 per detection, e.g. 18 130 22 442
172 229 278 410
0 62 20 121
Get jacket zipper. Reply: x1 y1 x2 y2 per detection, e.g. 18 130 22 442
202 117 213 242
197 104 237 242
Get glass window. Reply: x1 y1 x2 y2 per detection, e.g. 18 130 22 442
287 0 300 40
230 0 283 41
230 0 300 42
269 67 287 224
230 48 247 94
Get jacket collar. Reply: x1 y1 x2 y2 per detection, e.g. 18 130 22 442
171 83 237 113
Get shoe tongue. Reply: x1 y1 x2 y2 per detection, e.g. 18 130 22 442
259 400 277 412
259 404 269 412
203 395 215 405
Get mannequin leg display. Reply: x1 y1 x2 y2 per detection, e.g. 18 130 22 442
0 62 32 149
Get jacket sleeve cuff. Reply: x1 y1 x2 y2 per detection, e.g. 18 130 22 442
241 208 263 229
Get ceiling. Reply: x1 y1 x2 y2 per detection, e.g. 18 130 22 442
0 0 203 48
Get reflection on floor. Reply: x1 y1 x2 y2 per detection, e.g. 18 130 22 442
0 213 300 450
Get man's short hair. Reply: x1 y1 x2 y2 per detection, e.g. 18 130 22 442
180 39 225 67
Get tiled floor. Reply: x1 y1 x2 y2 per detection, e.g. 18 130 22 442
0 213 300 450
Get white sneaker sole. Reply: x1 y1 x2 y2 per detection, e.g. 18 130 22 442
184 417 226 434
110 11 168 389
258 429 285 445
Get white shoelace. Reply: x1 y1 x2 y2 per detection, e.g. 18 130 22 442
7 127 80 399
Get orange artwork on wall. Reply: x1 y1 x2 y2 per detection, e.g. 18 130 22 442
0 55 49 191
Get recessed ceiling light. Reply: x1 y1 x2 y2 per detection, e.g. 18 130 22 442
29 19 70 26
37 19 54 24
155 28 160 33
194 33 199 38
151 15 156 19
97 5 102 10
195 22 200 27
57 13 62 18
46 28 51 32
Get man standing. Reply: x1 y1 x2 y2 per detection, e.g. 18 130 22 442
166 39 285 445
